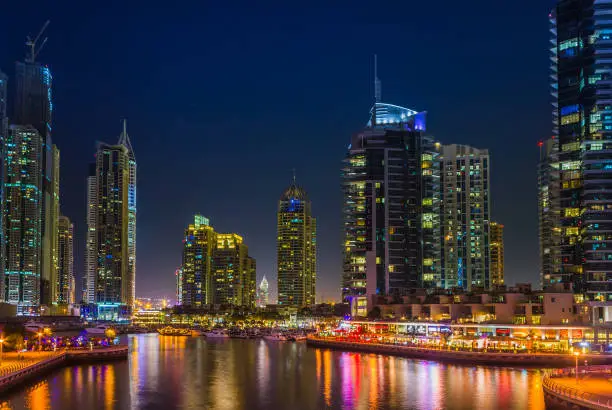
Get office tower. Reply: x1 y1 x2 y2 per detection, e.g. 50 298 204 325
213 234 256 307
181 215 216 307
538 138 562 288
342 73 438 315
180 215 256 308
549 3 612 300
439 144 490 291
277 178 317 307
57 215 73 304
14 23 59 309
490 222 504 287
85 123 136 319
119 121 137 307
4 125 43 313
257 276 269 307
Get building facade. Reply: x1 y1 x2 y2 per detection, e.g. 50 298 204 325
439 144 490 290
277 180 317 307
547 2 612 301
85 124 136 318
180 215 256 308
490 222 504 286
0 70 7 299
538 137 562 288
57 215 73 304
342 101 437 315
213 233 256 307
4 125 43 313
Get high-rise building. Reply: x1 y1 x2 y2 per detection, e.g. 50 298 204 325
538 138 562 288
4 125 43 313
0 70 7 300
119 121 137 307
277 179 317 307
40 144 59 306
548 3 612 300
181 215 216 307
180 215 256 308
13 25 59 309
257 276 269 307
57 215 73 304
213 233 256 307
439 144 490 290
490 222 504 287
342 90 438 315
85 123 136 319
175 267 183 306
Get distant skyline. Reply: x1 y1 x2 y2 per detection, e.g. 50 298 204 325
1 1 555 302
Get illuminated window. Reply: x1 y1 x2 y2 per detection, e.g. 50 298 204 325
561 161 580 170
423 258 433 266
566 227 579 236
376 257 381 264
388 265 394 272
561 113 580 125
564 208 580 217
562 142 580 152
422 198 433 206
590 143 603 150
559 38 578 51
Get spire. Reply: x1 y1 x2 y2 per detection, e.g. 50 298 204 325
118 118 135 156
292 168 296 185
374 54 381 103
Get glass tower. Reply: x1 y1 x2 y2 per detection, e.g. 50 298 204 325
342 102 438 315
549 1 612 300
490 221 505 287
57 215 74 305
213 234 256 307
276 180 317 307
4 125 43 313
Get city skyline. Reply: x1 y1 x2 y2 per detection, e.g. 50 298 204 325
0 2 555 302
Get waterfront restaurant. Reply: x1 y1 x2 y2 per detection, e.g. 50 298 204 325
330 320 612 353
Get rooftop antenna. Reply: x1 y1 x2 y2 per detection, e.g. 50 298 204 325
292 168 296 184
25 20 50 63
374 54 381 103
118 118 135 157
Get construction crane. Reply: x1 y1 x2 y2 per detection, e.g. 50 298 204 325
25 20 50 63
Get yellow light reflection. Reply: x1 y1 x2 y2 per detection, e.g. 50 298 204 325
104 365 115 410
323 350 332 407
25 381 50 410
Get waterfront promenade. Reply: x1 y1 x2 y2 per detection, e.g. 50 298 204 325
0 346 128 396
543 366 612 409
307 336 612 366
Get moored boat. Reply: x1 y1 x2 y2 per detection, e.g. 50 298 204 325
157 326 191 336
204 329 230 339
263 333 288 341
86 324 114 335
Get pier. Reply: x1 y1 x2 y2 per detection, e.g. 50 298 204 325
543 366 612 409
0 346 128 395
307 337 612 367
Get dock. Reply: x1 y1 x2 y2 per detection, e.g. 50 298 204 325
307 337 612 367
0 346 128 396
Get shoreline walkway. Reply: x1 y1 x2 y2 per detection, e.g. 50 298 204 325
543 366 612 409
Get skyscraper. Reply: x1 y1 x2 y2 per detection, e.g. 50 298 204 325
490 222 504 287
57 215 73 305
0 70 7 300
85 123 136 319
181 215 215 307
213 234 256 307
538 138 562 288
13 23 59 309
257 276 269 307
180 215 256 308
175 267 183 306
439 144 490 290
342 77 438 315
4 125 43 313
277 179 317 307
548 2 612 300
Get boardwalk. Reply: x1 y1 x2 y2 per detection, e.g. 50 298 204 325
0 352 61 377
543 366 612 409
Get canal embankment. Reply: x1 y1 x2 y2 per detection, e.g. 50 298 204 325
543 366 612 409
307 337 612 367
0 346 128 396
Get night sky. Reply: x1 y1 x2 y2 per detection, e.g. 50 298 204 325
1 1 555 302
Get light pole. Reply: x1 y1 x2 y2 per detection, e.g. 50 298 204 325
574 351 580 384
0 336 5 365
37 332 42 351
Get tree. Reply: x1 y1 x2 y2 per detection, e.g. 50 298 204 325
367 306 381 320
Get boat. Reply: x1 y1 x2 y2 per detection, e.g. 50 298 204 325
204 329 230 339
157 326 191 336
85 324 114 335
263 333 288 341
191 328 204 336
24 321 46 333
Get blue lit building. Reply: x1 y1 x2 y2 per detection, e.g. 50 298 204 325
342 99 439 316
547 1 612 303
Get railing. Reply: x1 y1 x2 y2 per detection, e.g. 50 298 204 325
543 366 612 409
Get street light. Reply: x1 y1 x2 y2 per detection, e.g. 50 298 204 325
574 351 580 384
0 336 5 364
37 332 42 350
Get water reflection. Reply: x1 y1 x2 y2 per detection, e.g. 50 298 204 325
0 335 545 409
